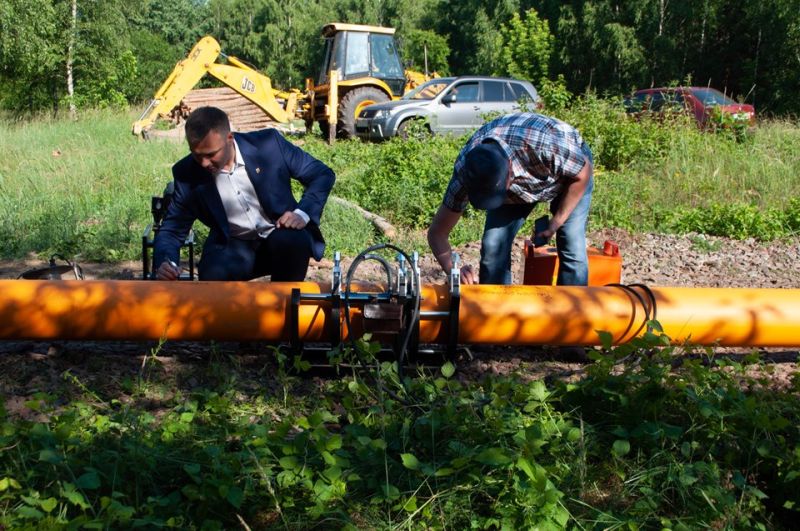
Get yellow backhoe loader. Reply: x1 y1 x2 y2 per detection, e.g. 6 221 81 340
132 23 434 142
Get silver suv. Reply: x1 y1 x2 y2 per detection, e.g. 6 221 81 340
355 76 540 141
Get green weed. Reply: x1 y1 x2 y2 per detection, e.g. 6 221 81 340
688 234 724 253
2 328 799 528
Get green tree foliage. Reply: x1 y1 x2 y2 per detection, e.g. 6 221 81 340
390 0 443 36
0 0 139 113
68 0 135 108
0 0 61 112
402 29 450 76
434 0 511 75
240 0 331 89
129 0 210 48
0 1 59 79
126 31 185 103
203 0 360 89
499 8 553 84
3 0 800 114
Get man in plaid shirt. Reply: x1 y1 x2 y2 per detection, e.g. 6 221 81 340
428 112 594 286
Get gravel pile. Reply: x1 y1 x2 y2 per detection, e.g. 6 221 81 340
329 228 800 289
589 228 800 288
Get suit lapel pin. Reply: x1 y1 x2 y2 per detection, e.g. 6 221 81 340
255 167 261 173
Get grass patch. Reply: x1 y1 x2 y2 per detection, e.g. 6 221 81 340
1 330 798 528
318 198 377 256
2 103 800 263
0 109 183 261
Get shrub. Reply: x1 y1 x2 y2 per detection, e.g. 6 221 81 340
781 198 800 235
325 136 463 228
557 94 699 171
667 202 786 240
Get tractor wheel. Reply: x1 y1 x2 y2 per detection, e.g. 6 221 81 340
338 87 390 139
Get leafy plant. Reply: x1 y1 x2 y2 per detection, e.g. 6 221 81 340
3 327 799 528
688 233 723 252
708 105 753 142
499 8 553 85
538 74 572 113
668 202 786 240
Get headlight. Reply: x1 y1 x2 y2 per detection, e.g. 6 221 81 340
379 109 392 119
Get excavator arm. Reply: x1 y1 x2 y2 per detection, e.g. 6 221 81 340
132 36 302 136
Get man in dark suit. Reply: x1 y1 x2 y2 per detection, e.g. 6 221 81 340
154 106 335 281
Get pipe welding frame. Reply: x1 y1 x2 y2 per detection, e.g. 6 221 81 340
287 250 428 364
287 248 455 364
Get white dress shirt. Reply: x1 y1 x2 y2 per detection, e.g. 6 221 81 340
215 139 309 239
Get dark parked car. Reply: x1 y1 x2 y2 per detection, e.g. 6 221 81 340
624 87 755 128
355 76 540 140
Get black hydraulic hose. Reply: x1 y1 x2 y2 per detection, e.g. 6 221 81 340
604 282 660 366
604 283 658 342
363 253 393 288
342 243 421 381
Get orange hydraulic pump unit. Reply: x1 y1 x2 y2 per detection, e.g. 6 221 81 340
523 239 622 286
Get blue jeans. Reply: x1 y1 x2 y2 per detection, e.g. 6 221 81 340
479 144 594 286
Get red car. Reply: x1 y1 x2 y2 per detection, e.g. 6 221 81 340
624 87 755 128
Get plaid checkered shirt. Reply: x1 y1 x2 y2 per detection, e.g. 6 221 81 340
443 113 589 212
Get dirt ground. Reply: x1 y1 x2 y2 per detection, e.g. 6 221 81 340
2 228 799 410
4 227 798 288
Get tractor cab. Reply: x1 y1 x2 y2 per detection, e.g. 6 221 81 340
318 23 406 97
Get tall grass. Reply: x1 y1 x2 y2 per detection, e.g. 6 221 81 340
630 119 800 211
1 105 799 262
560 97 800 237
0 110 183 260
0 110 376 261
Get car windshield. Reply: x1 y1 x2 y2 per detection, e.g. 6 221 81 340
691 88 735 106
402 79 453 100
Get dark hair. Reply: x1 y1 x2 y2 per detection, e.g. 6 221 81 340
185 106 231 145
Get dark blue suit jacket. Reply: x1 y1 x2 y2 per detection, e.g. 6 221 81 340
154 129 335 268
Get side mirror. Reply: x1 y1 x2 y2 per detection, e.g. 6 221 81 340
442 93 457 104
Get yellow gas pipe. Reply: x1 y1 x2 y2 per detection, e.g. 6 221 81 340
0 280 798 347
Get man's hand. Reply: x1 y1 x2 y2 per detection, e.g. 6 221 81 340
276 211 307 230
156 260 181 281
460 264 479 284
533 220 558 246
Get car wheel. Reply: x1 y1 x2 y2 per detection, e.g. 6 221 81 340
338 87 390 139
397 118 431 140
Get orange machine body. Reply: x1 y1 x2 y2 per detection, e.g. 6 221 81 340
523 239 622 286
